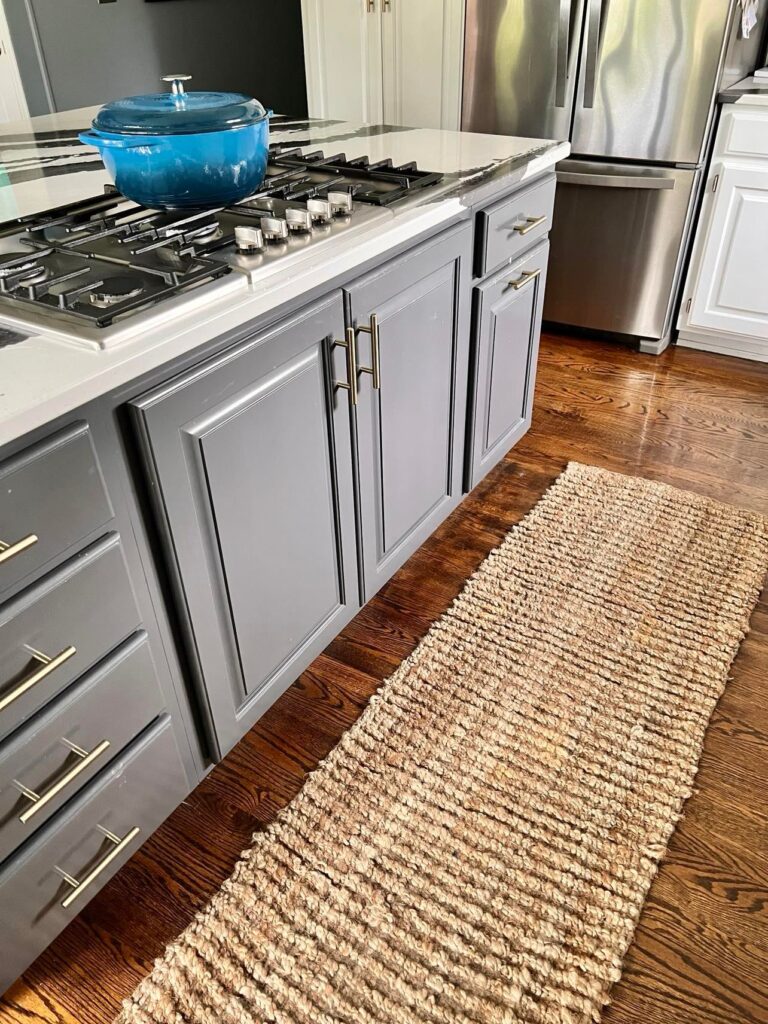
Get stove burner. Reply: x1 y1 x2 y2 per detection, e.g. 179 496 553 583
188 221 221 241
0 252 47 283
0 148 442 330
89 276 145 308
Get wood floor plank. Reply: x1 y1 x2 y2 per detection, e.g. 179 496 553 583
1 333 766 1024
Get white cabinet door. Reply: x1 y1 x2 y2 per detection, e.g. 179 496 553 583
688 164 768 340
302 0 383 122
0 2 28 123
380 0 464 130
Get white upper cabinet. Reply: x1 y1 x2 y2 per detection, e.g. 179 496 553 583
380 0 464 130
0 1 28 123
302 0 383 122
302 0 465 130
678 104 768 362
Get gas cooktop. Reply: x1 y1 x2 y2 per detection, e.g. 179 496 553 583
0 148 444 331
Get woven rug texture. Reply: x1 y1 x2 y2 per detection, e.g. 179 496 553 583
117 462 768 1024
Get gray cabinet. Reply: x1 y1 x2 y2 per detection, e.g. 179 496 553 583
0 423 113 598
131 224 472 754
346 223 472 601
466 240 549 490
0 534 141 742
131 294 359 758
0 631 165 863
0 714 187 995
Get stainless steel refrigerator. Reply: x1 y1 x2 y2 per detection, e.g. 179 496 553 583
462 0 767 353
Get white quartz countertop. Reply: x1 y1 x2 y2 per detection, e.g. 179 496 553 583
0 108 569 447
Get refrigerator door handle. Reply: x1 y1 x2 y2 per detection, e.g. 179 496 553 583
557 170 677 190
555 0 572 108
582 0 605 109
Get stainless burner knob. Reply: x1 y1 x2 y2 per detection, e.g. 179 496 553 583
307 198 332 223
328 191 354 216
286 208 313 233
234 225 265 253
260 216 289 242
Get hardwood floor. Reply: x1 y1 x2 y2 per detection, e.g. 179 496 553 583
2 333 767 1024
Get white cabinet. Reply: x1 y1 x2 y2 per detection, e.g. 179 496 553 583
678 104 768 362
301 0 383 123
0 1 28 123
301 0 464 130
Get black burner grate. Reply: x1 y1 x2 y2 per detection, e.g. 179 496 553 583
265 148 443 205
0 147 442 328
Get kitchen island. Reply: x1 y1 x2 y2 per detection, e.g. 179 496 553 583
0 107 568 990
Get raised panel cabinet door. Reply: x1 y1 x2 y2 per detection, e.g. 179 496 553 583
301 0 383 122
466 240 549 490
131 294 359 758
346 223 472 602
689 164 768 340
381 0 465 130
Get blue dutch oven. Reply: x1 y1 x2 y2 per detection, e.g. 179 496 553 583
79 75 270 209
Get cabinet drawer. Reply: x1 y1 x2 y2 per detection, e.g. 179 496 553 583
0 632 164 864
0 714 187 994
476 175 555 278
718 106 768 160
0 423 113 598
0 534 141 742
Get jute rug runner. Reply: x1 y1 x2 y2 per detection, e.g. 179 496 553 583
118 463 768 1024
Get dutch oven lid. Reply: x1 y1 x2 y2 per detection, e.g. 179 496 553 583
92 75 268 135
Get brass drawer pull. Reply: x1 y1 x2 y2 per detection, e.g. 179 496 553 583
509 268 542 291
58 825 141 909
357 314 381 390
0 533 38 566
17 738 111 824
514 215 547 236
0 644 77 714
333 328 359 406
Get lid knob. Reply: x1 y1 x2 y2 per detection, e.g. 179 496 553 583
162 74 192 98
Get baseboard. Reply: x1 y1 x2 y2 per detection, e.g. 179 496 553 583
677 331 768 364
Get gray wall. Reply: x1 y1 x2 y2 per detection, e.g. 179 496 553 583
5 0 307 117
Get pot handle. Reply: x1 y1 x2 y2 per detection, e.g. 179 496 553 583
79 130 161 150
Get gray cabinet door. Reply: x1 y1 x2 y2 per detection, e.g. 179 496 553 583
466 240 549 490
346 224 472 602
130 294 359 758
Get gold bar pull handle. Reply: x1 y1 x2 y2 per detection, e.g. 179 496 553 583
509 268 542 292
356 314 381 390
18 738 111 824
514 214 547 236
332 328 359 406
0 533 38 566
365 0 375 10
0 644 77 715
58 825 141 910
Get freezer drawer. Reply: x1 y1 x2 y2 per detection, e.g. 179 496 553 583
544 161 699 341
